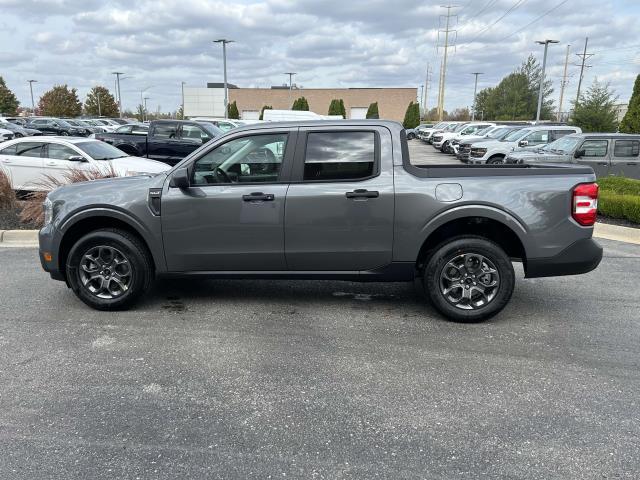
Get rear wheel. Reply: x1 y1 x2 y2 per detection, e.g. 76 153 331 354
60 131 69 136
487 156 504 164
66 229 154 310
407 132 416 140
423 236 515 322
14 132 23 138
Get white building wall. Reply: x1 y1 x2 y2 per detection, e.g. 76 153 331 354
183 87 226 118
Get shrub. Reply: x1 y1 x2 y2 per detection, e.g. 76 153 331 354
227 101 240 119
366 102 379 119
598 192 640 224
0 169 16 211
598 176 640 196
20 166 118 227
259 105 272 120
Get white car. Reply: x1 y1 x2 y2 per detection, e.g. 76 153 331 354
432 122 496 153
0 126 14 143
0 137 170 191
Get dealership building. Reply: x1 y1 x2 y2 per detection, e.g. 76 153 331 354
183 83 417 122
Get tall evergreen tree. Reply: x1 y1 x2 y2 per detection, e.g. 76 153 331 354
227 100 240 119
84 86 119 117
403 102 420 129
328 99 341 116
0 76 19 115
571 79 619 133
338 99 346 118
292 96 309 111
38 85 82 117
365 102 379 119
619 74 640 133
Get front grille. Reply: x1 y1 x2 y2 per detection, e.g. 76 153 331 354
432 135 443 142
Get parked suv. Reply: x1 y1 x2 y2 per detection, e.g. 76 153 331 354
468 125 582 164
39 120 602 323
505 133 640 179
27 118 87 136
456 126 526 162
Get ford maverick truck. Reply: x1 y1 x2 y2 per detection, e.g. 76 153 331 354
39 120 602 322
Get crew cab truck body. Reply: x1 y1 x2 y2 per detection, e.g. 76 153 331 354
95 120 222 166
39 120 602 322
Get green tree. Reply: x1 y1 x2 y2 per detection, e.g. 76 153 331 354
366 102 379 119
338 99 346 118
328 99 345 117
38 85 82 117
473 54 554 120
619 74 640 133
84 85 119 117
292 96 309 111
0 76 19 115
259 105 272 120
571 79 619 133
402 102 420 129
227 100 240 119
135 104 145 122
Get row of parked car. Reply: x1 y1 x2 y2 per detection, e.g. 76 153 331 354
411 120 640 179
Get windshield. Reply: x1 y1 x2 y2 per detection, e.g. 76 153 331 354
503 128 531 142
541 136 581 153
197 122 224 137
474 126 492 136
75 141 128 160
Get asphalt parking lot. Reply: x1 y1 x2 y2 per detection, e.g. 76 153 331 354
408 138 460 165
1 238 639 479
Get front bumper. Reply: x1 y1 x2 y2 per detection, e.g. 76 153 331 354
39 225 65 281
525 238 603 278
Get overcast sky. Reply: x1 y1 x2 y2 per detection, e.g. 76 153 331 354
1 0 639 115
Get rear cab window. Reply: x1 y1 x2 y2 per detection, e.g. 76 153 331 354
303 131 377 181
613 139 640 157
151 123 178 139
580 139 608 157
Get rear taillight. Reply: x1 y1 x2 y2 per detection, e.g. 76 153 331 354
572 182 599 226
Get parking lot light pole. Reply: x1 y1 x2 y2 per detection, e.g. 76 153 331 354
181 81 186 119
535 40 559 122
470 72 483 121
214 39 234 119
143 97 150 122
112 72 125 118
27 80 37 114
284 72 296 107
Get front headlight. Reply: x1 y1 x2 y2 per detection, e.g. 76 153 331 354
43 197 53 226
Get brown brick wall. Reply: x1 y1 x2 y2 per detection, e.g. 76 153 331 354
229 88 417 123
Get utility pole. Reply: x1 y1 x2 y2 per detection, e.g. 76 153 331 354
214 39 234 119
181 81 186 119
143 97 150 122
575 37 593 107
470 72 483 121
557 44 571 121
284 72 296 107
437 5 458 121
96 89 102 117
419 84 424 115
112 72 124 118
424 64 432 118
27 80 37 114
535 39 559 122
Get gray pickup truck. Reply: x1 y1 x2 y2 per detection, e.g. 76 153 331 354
38 120 602 322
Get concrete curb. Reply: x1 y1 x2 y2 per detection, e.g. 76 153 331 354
0 222 639 247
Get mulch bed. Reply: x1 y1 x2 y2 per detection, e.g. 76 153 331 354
597 215 639 229
0 202 39 230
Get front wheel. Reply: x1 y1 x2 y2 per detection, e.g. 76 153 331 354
423 237 515 322
407 133 416 140
487 156 504 164
60 131 69 136
66 229 154 310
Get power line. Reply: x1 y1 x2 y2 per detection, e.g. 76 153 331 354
465 0 527 43
502 0 570 40
457 0 499 32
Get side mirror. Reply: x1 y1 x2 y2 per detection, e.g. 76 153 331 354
171 167 190 188
574 149 585 158
68 155 86 162
518 140 529 147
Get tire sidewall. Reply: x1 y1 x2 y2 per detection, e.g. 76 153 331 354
67 230 149 310
424 237 515 322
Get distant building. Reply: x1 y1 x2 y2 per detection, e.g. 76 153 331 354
614 103 628 122
183 84 417 122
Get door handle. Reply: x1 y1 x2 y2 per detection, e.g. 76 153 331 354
242 192 275 202
46 161 57 166
345 189 379 199
1 159 11 164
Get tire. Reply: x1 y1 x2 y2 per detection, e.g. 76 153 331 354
66 228 154 310
487 156 504 164
14 133 23 138
423 236 515 322
440 141 449 153
61 131 69 136
407 133 416 140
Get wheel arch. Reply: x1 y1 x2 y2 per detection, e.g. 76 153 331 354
415 210 528 272
57 210 163 281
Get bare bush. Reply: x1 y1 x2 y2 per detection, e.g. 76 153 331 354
19 165 119 227
0 169 16 211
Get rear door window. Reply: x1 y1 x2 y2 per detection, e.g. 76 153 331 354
15 142 43 157
303 131 376 181
152 123 178 139
524 130 549 145
613 140 640 157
